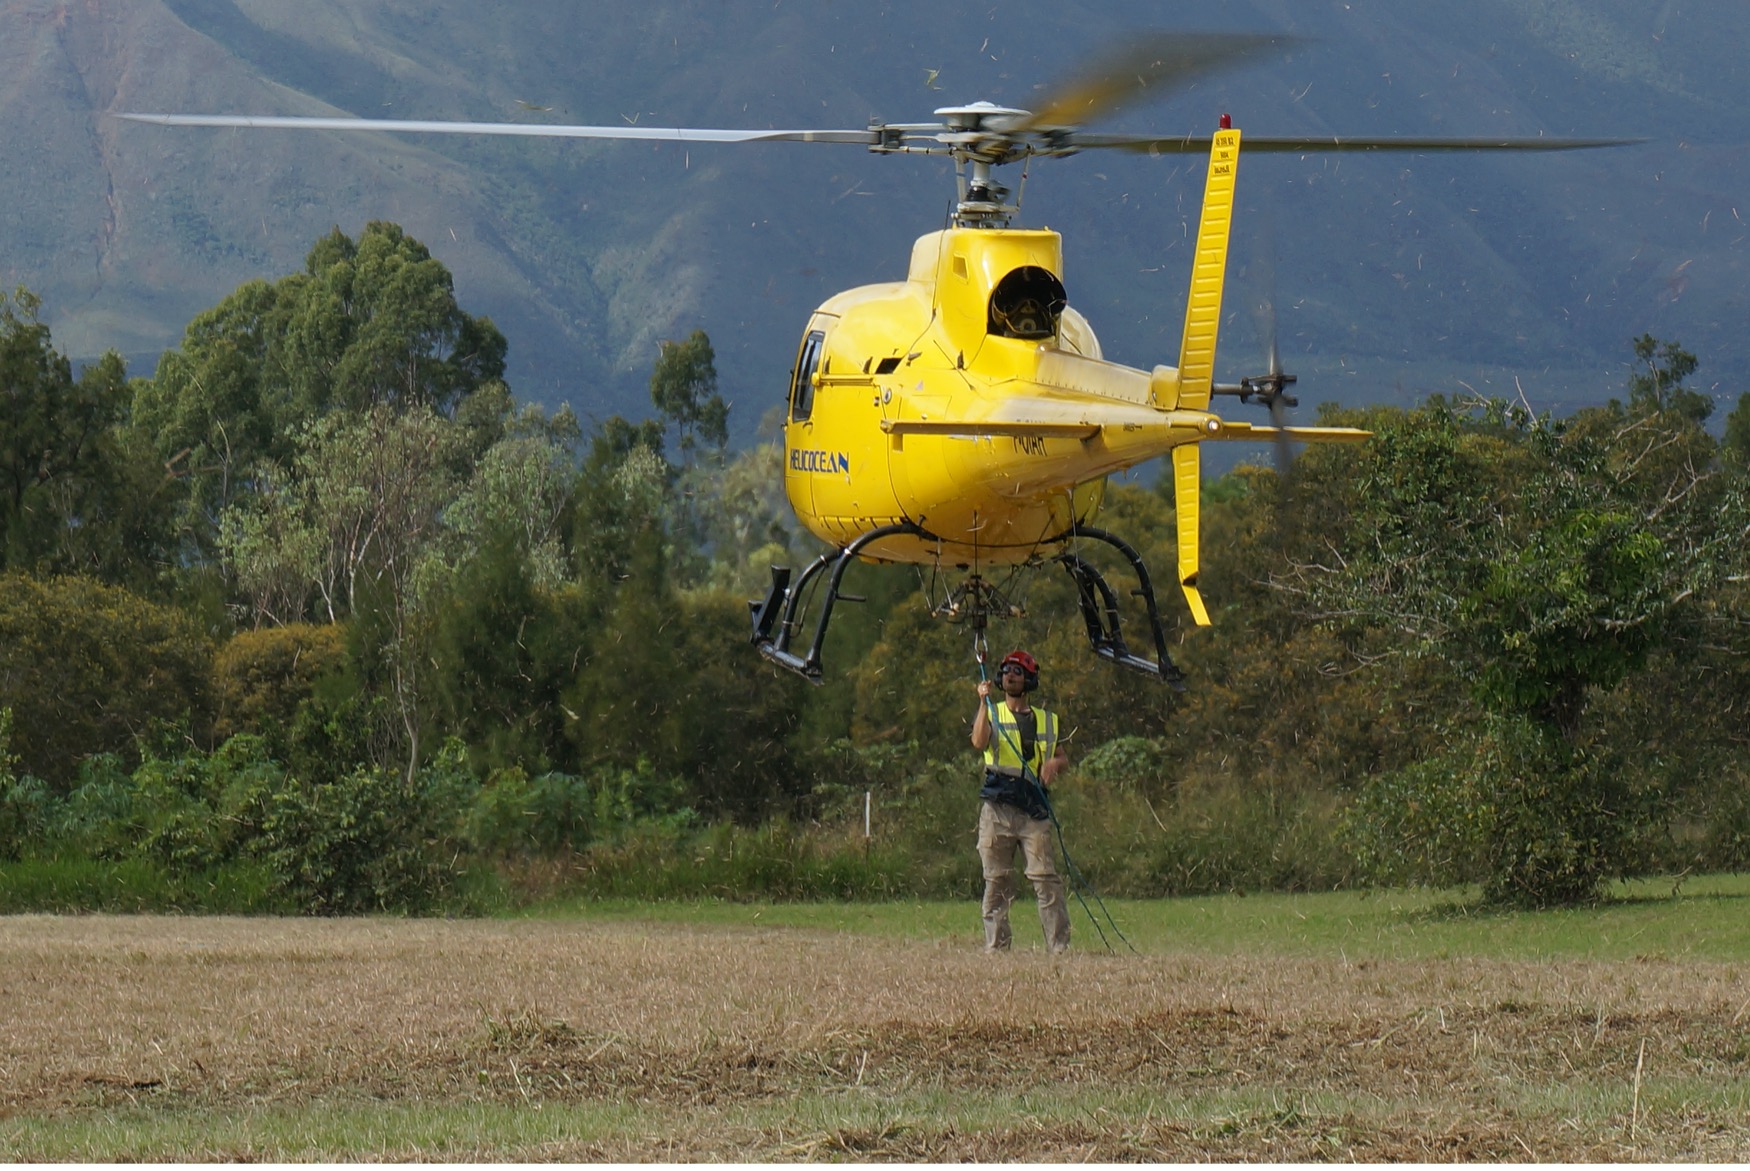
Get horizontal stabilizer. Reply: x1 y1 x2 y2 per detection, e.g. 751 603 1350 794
1212 422 1372 443
880 393 1207 441
879 419 1099 439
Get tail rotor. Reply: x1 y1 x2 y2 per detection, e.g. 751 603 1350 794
1243 250 1298 479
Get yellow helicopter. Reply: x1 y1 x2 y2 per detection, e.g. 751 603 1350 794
121 35 1633 686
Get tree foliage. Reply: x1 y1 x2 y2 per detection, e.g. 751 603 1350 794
0 574 213 789
129 222 509 559
1725 394 1750 467
0 289 144 577
1627 333 1709 422
212 623 349 742
1279 346 1744 904
649 329 728 459
4 236 1746 912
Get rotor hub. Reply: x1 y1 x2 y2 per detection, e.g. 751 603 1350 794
934 102 1030 153
1239 370 1298 409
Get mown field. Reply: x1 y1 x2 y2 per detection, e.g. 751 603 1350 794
6 881 1750 1161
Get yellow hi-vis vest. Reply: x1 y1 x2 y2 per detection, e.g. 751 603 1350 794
982 703 1058 778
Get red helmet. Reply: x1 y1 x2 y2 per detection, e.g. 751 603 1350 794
998 649 1040 691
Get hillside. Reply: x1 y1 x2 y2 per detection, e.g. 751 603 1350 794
3 0 1745 434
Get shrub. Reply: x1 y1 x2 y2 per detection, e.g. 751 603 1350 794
212 623 348 741
1048 769 1358 897
4 735 490 915
131 735 290 868
1343 750 1490 888
251 764 464 914
240 737 478 914
0 774 50 861
467 767 594 857
587 759 690 830
47 754 141 860
1476 720 1659 907
0 708 49 859
809 740 1023 897
1344 715 1662 906
279 682 385 785
0 574 213 789
1076 736 1175 794
1666 760 1750 874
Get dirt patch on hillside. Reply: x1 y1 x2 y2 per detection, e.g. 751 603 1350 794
3 914 1748 1160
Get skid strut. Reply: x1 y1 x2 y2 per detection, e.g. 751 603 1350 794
749 522 926 684
1055 524 1186 689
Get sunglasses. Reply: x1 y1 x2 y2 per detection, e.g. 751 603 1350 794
999 665 1027 676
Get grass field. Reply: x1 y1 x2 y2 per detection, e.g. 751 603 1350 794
6 878 1750 1160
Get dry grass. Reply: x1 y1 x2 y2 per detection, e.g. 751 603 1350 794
4 913 1750 1160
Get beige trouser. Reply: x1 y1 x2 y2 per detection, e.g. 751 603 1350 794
977 800 1070 953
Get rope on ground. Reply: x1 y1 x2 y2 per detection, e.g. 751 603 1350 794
975 637 1138 956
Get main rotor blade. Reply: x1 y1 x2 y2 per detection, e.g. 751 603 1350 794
1010 32 1286 133
1078 132 1644 153
118 112 879 146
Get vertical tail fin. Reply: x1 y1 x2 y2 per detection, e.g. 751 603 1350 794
1169 126 1238 627
1172 444 1211 626
1176 127 1241 412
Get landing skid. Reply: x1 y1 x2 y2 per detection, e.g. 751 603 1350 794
750 521 1186 688
749 522 925 685
1055 525 1186 689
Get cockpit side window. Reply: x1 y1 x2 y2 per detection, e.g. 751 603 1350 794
790 330 825 422
988 266 1067 340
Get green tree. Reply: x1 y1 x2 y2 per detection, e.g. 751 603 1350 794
649 329 728 459
663 590 808 821
421 401 588 773
1297 355 1735 905
1724 394 1750 467
220 405 463 625
217 405 466 782
690 439 804 593
0 289 138 575
127 279 289 553
1626 333 1709 422
428 535 596 774
569 418 671 583
129 224 510 561
439 403 581 591
564 564 808 823
280 222 508 418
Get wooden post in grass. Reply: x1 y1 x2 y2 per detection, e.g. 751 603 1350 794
1631 1037 1646 1140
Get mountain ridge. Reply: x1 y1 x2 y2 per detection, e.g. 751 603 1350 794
3 0 1744 435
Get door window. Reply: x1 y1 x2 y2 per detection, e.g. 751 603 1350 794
790 330 824 422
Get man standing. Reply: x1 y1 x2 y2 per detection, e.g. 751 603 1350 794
970 649 1070 953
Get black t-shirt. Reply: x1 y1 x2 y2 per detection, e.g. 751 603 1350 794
1015 707 1037 766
